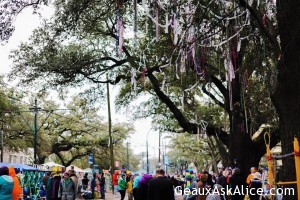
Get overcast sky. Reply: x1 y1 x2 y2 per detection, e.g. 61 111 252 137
0 6 165 161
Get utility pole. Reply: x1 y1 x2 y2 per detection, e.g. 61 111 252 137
153 147 156 169
1 130 3 162
107 75 114 193
162 144 165 171
127 141 129 170
146 139 149 174
33 98 38 165
142 152 144 170
158 131 161 164
165 142 167 174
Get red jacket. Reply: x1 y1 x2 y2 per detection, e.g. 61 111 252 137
112 172 119 186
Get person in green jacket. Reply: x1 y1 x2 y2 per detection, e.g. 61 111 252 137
118 173 127 200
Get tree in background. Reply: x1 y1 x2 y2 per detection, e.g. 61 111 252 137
0 81 139 169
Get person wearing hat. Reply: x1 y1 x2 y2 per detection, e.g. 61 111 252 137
58 172 76 200
52 172 62 200
118 173 127 200
249 172 262 200
183 169 198 200
136 174 153 200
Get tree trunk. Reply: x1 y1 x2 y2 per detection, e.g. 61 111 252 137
229 100 265 179
207 136 219 173
273 1 300 199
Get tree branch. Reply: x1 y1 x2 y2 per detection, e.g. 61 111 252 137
65 152 91 167
239 0 281 59
147 72 198 134
202 84 225 109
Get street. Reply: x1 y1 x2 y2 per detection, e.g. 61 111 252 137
98 190 184 200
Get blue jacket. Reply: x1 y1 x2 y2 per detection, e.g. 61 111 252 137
0 175 14 200
133 176 141 189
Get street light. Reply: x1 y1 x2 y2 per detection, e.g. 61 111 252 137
30 98 40 165
146 129 152 174
106 75 115 194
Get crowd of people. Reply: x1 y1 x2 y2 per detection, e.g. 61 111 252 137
0 164 283 200
108 165 282 200
43 168 175 200
171 166 281 200
111 168 174 200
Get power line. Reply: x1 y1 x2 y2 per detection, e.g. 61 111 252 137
0 81 32 96
0 85 101 130
0 92 33 108
0 82 65 109
52 113 101 130
0 82 33 105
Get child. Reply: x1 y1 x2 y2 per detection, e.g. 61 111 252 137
127 176 133 200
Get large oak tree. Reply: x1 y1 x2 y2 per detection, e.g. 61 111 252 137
4 2 300 194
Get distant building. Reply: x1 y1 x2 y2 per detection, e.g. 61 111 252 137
1 148 33 164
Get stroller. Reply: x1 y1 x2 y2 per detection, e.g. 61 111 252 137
81 190 93 199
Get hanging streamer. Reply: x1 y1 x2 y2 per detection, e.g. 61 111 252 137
131 68 137 93
181 91 184 112
237 39 241 52
243 88 248 134
115 0 125 57
224 55 235 111
134 0 137 42
155 0 160 42
165 4 169 33
201 46 207 81
119 19 124 55
141 66 147 89
229 84 233 112
225 21 235 111
115 11 120 57
180 50 186 74
232 47 237 71
194 45 201 76
148 0 154 38
173 13 178 44
161 72 166 92
171 11 175 28
166 84 169 95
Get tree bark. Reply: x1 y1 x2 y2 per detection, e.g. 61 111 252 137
228 77 266 178
273 2 300 199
